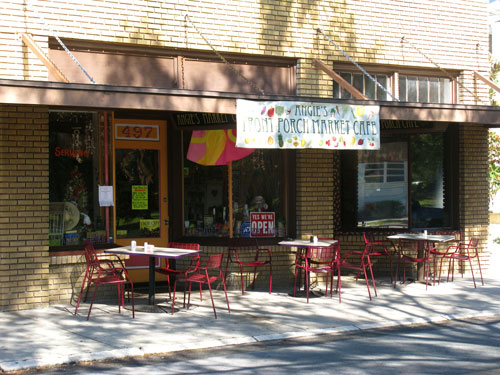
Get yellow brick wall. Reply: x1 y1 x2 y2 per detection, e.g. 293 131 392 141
0 104 50 310
0 0 490 103
0 1 493 310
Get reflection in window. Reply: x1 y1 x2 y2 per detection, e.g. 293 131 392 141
358 142 408 228
49 112 110 247
356 133 448 229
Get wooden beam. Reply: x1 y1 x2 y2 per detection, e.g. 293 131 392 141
20 33 69 83
474 71 500 94
312 58 368 100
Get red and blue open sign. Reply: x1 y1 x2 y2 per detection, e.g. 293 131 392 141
250 212 275 237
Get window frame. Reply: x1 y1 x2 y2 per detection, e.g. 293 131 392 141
340 121 459 232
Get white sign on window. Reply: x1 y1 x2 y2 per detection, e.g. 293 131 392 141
236 99 380 150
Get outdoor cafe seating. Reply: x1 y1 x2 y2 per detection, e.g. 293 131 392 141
337 240 376 301
176 253 230 319
155 242 201 305
293 243 338 303
225 238 272 295
438 237 485 288
74 244 135 320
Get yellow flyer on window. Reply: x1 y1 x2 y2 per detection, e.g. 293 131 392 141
132 185 148 210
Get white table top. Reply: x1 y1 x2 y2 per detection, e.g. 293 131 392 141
105 246 201 259
278 239 338 247
387 233 455 243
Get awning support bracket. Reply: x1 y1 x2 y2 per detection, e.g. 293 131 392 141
312 59 367 100
474 71 500 95
20 33 69 83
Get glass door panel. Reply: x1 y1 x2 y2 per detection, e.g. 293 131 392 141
115 149 160 238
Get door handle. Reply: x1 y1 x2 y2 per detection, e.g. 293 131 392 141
164 220 169 225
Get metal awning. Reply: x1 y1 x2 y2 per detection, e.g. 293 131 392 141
1 78 499 125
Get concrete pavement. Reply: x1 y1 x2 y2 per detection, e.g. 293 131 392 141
2 228 500 373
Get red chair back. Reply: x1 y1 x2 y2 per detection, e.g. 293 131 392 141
206 253 224 269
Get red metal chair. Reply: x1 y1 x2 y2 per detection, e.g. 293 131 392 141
177 253 230 319
337 241 375 301
75 244 135 320
395 239 432 290
363 232 395 283
293 244 339 303
155 242 201 299
438 237 484 288
225 238 272 295
429 230 462 285
75 242 130 305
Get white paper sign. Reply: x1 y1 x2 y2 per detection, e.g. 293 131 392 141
236 99 380 150
99 185 114 207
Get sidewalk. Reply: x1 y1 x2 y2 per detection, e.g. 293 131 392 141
2 231 500 373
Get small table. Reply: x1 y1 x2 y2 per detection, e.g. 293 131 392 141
279 238 339 297
387 233 455 282
105 246 201 306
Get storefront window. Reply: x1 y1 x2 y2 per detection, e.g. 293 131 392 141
49 112 110 247
182 131 286 238
344 127 453 230
232 149 285 238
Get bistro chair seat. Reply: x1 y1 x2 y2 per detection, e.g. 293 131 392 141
363 232 395 284
395 239 432 290
155 242 201 301
438 237 484 288
177 253 230 319
337 241 375 301
225 238 272 295
429 230 462 285
75 244 135 320
293 243 339 303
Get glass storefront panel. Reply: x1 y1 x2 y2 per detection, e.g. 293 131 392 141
49 112 110 247
410 133 445 228
232 149 285 238
115 149 160 238
182 131 286 238
357 140 408 228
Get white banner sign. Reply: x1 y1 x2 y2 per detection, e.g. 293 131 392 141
236 99 380 150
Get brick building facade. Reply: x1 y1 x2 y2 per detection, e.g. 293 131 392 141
0 0 498 311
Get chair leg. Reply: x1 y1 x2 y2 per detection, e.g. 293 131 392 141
239 263 245 295
86 283 99 321
222 276 230 313
74 271 89 316
306 270 310 303
361 261 372 300
207 281 217 319
166 274 172 299
476 254 485 286
366 256 377 297
293 265 299 297
171 279 178 315
467 256 477 288
269 262 273 294
129 282 135 318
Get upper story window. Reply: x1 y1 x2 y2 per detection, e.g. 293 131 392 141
398 76 452 103
332 64 458 104
333 73 390 100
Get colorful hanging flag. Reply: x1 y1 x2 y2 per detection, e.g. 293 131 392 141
187 129 254 166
